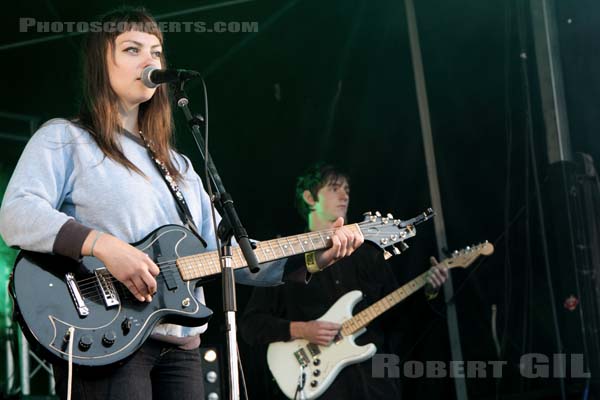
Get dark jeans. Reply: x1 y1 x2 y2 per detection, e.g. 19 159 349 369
53 338 204 400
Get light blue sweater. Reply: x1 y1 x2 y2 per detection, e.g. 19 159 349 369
0 119 289 339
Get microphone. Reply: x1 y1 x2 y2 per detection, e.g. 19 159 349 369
140 66 201 88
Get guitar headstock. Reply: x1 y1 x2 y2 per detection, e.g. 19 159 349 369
444 242 494 269
358 209 434 260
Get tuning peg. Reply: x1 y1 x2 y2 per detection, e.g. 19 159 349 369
387 213 394 219
375 211 382 217
399 242 409 251
383 250 393 260
392 246 401 255
363 211 377 222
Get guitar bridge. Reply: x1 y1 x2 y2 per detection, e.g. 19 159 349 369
293 348 309 367
95 269 120 307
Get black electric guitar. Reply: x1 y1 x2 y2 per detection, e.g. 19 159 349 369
9 210 433 367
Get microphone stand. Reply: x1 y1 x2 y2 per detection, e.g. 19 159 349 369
172 80 259 400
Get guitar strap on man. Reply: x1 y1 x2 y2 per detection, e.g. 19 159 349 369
138 132 202 240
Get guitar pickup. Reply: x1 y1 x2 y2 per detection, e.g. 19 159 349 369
155 254 177 291
333 331 343 343
65 273 89 317
306 343 321 357
293 348 310 367
95 269 120 307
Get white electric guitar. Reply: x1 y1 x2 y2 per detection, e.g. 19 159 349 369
266 242 494 399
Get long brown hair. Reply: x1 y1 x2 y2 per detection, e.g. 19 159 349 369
77 6 185 181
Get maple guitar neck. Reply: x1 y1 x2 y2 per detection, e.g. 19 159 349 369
341 242 494 336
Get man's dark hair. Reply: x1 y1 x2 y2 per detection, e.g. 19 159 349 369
295 163 350 220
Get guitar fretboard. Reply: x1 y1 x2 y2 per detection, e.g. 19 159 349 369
176 224 362 281
340 260 447 336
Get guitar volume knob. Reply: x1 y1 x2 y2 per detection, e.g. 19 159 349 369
310 380 318 387
102 331 117 347
313 358 321 366
313 369 321 377
78 335 93 351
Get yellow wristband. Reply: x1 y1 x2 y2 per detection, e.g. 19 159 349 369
305 251 320 274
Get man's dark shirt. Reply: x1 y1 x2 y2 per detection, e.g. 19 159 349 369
240 244 406 399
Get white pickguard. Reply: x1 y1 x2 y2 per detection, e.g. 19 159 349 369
266 290 377 399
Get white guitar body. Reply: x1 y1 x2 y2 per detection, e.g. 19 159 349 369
266 290 376 399
266 242 494 399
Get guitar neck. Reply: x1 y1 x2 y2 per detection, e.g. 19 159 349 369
176 224 362 281
341 260 448 336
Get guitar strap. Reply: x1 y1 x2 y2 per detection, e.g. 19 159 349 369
138 132 202 239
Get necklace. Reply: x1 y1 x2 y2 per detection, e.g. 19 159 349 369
138 131 184 201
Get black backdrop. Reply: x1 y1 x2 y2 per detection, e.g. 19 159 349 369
1 0 600 398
